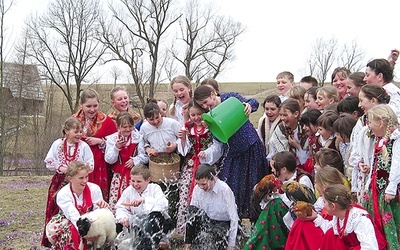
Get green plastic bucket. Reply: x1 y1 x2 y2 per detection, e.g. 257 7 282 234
202 97 249 143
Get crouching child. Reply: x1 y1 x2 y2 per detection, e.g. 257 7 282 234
115 164 170 249
184 164 239 250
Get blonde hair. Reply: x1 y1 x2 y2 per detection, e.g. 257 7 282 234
66 161 91 177
110 86 127 100
170 75 192 116
130 164 150 180
317 86 339 102
315 166 344 187
80 88 100 104
62 117 82 137
368 104 399 139
289 86 306 100
323 184 352 209
276 71 294 82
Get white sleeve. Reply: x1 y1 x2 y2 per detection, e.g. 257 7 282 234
354 214 379 250
44 139 63 172
177 134 192 156
104 133 119 164
56 185 81 229
299 175 314 193
142 185 168 213
132 137 149 165
313 214 333 233
200 138 224 165
223 186 239 247
115 187 134 222
386 138 400 195
81 142 94 171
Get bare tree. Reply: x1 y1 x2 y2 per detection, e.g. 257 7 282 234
110 65 123 87
337 39 366 72
25 0 106 113
169 0 244 83
306 37 338 85
0 0 15 175
101 0 180 106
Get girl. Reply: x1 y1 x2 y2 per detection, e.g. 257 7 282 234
316 86 339 111
72 88 118 201
364 58 400 117
349 85 390 204
337 96 363 118
301 108 322 174
200 77 220 94
41 117 94 248
288 86 307 113
304 86 320 111
363 104 400 249
331 67 351 101
315 110 340 152
311 184 380 250
108 86 141 126
140 99 181 156
268 98 308 168
257 95 281 154
193 85 269 219
333 113 358 180
105 112 148 213
346 72 366 98
175 101 224 234
169 75 192 124
244 174 289 250
157 99 169 117
45 161 108 249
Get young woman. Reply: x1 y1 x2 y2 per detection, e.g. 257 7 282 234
268 98 308 168
311 184 381 250
176 101 224 234
169 75 192 124
108 86 141 126
331 67 351 101
316 86 339 111
45 161 108 249
304 86 320 111
41 117 94 247
105 112 148 213
72 88 118 201
257 95 281 155
363 104 400 249
301 108 322 174
346 72 366 98
193 85 268 219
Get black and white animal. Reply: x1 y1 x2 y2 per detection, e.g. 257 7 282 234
77 208 117 249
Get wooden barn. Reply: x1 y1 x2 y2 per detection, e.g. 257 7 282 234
2 63 45 115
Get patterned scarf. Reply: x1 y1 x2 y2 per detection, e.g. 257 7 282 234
72 109 107 137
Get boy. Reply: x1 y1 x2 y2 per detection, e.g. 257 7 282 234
299 75 318 90
276 71 295 102
184 164 239 250
115 164 169 249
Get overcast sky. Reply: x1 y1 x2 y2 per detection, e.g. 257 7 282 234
4 0 400 83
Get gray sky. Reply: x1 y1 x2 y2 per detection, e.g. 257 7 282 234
4 0 400 83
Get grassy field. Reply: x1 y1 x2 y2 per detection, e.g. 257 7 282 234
0 81 275 249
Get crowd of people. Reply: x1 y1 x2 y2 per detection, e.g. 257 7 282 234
40 49 400 250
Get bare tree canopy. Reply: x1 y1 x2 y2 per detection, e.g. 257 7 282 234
25 0 106 113
304 37 366 85
169 0 244 83
101 0 180 106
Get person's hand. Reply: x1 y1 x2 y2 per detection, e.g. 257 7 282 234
198 151 206 158
95 200 109 208
302 208 318 221
125 159 134 169
85 137 103 146
243 102 251 116
358 162 370 173
387 49 399 65
384 193 395 203
166 142 177 153
146 147 158 156
121 217 129 227
178 127 187 139
288 135 300 149
116 136 127 149
58 165 68 174
124 197 144 207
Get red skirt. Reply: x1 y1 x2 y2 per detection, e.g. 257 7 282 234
285 219 324 250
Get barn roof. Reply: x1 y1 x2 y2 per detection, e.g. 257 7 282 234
2 63 45 101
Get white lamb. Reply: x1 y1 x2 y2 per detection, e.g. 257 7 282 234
76 208 117 249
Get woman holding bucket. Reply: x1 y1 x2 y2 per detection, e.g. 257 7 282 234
193 85 269 219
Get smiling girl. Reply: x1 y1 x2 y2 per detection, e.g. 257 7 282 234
175 101 224 234
170 75 193 124
316 86 339 111
105 112 148 213
72 88 118 202
331 67 351 101
41 118 94 248
108 86 141 127
257 95 281 154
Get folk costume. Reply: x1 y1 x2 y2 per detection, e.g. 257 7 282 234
72 109 117 202
41 138 94 247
